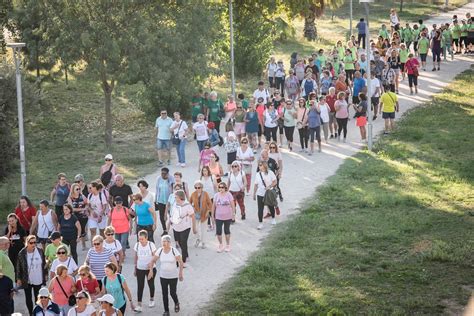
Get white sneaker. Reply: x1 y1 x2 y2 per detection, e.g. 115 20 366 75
149 301 155 308
180 163 186 167
175 162 181 167
271 219 276 225
134 306 142 312
257 223 263 230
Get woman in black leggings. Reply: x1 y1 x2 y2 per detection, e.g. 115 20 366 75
297 98 309 152
335 91 349 142
431 30 442 71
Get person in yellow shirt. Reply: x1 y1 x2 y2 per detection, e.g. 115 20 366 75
379 85 400 134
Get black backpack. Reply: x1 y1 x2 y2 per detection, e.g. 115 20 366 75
100 164 114 186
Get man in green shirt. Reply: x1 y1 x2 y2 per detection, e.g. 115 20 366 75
460 20 468 53
206 91 224 133
0 237 15 283
379 24 390 40
191 92 204 123
402 23 413 50
44 232 69 268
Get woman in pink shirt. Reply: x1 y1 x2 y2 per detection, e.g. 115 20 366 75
224 95 237 124
404 53 420 95
335 92 349 142
48 264 76 316
212 182 236 253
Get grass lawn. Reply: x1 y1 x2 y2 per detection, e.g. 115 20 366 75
208 68 474 315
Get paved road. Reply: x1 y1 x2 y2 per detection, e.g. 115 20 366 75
13 2 473 315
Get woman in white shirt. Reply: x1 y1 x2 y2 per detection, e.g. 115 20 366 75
236 138 254 195
192 114 209 153
133 230 157 312
253 161 277 230
389 8 400 34
227 161 247 220
68 291 96 316
49 244 78 279
149 235 184 315
170 112 188 168
318 96 331 143
266 56 278 95
263 103 279 142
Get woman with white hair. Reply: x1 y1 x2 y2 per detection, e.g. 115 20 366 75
170 190 196 264
223 131 240 176
227 161 247 220
189 180 212 248
206 91 224 134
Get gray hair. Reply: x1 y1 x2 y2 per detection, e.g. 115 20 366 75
210 91 218 98
161 235 172 242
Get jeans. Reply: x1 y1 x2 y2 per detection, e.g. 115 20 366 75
24 283 42 314
115 232 129 250
136 268 157 302
62 237 78 264
175 139 187 164
358 34 366 48
160 277 179 312
197 139 208 152
173 228 190 263
58 304 72 316
257 195 275 222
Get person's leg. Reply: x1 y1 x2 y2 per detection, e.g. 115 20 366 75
69 238 78 264
237 191 245 216
298 128 305 150
119 302 127 315
257 196 264 223
309 128 315 153
160 277 170 312
156 203 167 232
147 268 157 301
264 126 271 142
408 74 414 93
336 118 343 139
322 123 329 142
224 220 231 245
24 285 33 314
342 118 348 139
146 225 155 243
316 126 321 151
303 126 309 148
414 75 418 93
390 118 396 131
179 228 190 262
169 278 179 306
271 127 277 142
136 269 146 303
199 221 207 246
384 118 390 132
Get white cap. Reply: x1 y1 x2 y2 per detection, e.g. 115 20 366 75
38 287 50 297
104 154 113 160
97 294 115 304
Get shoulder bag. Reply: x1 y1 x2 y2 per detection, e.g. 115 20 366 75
56 276 76 306
296 108 307 129
259 172 278 207
172 120 184 145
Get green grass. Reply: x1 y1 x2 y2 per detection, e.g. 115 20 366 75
208 68 474 315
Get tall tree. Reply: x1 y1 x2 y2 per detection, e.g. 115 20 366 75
0 0 13 53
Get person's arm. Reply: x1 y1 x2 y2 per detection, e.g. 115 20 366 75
177 255 184 281
230 199 236 222
395 100 400 112
50 187 56 204
149 206 156 232
121 279 135 311
30 215 38 236
47 277 55 292
253 182 258 201
75 220 81 242
109 253 118 267
191 211 197 234
117 248 124 266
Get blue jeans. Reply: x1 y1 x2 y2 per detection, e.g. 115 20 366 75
115 232 129 249
197 139 208 152
175 139 186 163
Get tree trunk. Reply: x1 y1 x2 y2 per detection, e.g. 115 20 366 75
102 78 114 148
65 66 68 85
35 44 40 78
400 0 404 12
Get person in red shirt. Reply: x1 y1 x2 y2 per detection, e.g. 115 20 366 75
325 87 339 138
76 265 100 301
14 195 37 233
255 97 266 149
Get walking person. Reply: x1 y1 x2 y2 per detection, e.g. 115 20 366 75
431 29 443 71
212 182 235 252
227 161 247 220
307 100 322 154
100 155 117 188
233 102 247 141
133 193 156 243
263 103 279 142
296 97 309 152
133 230 157 312
380 84 400 134
108 196 133 256
48 264 77 316
244 102 260 152
49 244 78 279
149 235 184 316
103 226 124 273
13 195 37 234
67 183 89 251
155 168 175 236
253 161 277 229
155 110 173 166
318 96 331 143
100 262 135 314
170 112 188 168
369 72 382 120
16 235 47 316
192 114 209 153
326 87 338 138
405 53 420 95
84 235 117 288
58 204 81 264
75 265 100 302
417 33 430 71
67 290 96 316
50 173 71 219
335 92 349 142
189 181 212 249
170 190 196 264
87 181 108 241
353 93 368 141
5 213 27 267
30 200 58 248
282 99 297 151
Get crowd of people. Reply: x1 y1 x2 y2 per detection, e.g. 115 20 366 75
0 8 471 316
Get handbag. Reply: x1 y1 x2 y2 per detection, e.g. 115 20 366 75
172 120 184 145
56 277 76 306
259 172 278 207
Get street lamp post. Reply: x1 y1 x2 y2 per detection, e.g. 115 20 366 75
229 0 236 98
7 42 27 195
360 0 374 151
349 0 353 38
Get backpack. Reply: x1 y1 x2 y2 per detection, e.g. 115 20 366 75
100 164 114 187
158 247 179 267
304 79 314 96
103 274 125 301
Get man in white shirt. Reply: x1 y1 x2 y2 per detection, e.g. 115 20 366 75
253 81 270 104
369 72 381 120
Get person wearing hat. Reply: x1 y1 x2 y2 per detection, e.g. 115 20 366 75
100 154 117 188
44 232 68 268
32 287 60 316
0 267 14 315
98 294 123 316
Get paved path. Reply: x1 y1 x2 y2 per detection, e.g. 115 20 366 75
13 3 473 315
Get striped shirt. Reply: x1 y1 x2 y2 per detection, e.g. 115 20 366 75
87 248 113 279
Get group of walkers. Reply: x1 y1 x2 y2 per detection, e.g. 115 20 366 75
1 7 471 316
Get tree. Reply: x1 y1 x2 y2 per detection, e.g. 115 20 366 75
0 0 13 53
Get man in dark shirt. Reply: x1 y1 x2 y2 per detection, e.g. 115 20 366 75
108 174 133 208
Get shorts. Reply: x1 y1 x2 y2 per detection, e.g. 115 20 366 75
234 122 246 135
382 112 395 119
215 219 231 236
356 116 367 127
156 138 171 150
420 53 427 62
88 216 107 230
269 77 275 88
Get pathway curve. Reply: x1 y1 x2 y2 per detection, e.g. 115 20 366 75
13 3 473 315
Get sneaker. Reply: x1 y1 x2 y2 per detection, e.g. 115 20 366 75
217 244 224 253
180 163 186 167
318 147 322 153
437 67 440 71
201 243 206 249
246 191 250 196
299 148 305 153
176 162 181 167
257 223 264 230
149 301 155 308
330 134 334 139
432 67 436 71
343 138 346 143
194 238 200 248
308 151 313 156
134 306 143 313
225 245 231 252
271 218 276 225
175 303 180 313
241 214 246 220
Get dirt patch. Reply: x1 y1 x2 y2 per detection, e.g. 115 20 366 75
411 239 433 255
441 299 465 316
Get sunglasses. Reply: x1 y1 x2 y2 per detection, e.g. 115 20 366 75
40 296 49 299
80 273 87 277
270 146 276 149
105 233 114 236
241 141 248 144
194 186 202 189
29 241 37 244
218 186 225 189
93 242 101 246
105 159 112 161
161 112 167 115
57 251 66 255
77 296 87 300
232 165 239 168
75 188 81 191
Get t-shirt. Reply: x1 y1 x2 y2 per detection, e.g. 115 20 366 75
54 184 70 207
193 121 209 141
134 241 157 270
213 192 234 220
357 21 366 34
326 94 337 112
0 250 15 282
171 120 188 139
156 177 174 204
399 49 409 63
109 207 130 234
335 100 349 119
135 202 153 226
264 109 278 128
155 117 173 140
370 78 381 97
67 305 96 316
89 192 107 219
103 274 126 309
52 276 74 305
59 215 79 240
158 247 180 279
253 89 270 103
109 184 133 208
353 78 366 97
228 171 246 192
418 38 429 54
283 107 297 127
254 171 277 197
27 248 43 285
170 203 194 232
207 100 223 121
0 276 13 315
45 243 69 262
343 55 355 70
405 58 420 75
380 91 398 113
87 248 113 279
245 111 259 133
15 206 37 232
75 277 99 295
240 99 249 110
104 239 123 262
319 104 330 123
191 96 203 117
307 107 321 128
50 257 78 276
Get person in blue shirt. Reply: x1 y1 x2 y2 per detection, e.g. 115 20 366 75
307 101 322 154
356 18 367 49
352 71 366 105
155 168 175 236
133 193 156 243
155 110 174 166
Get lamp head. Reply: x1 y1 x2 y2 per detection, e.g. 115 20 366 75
6 43 26 49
